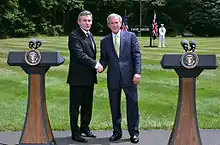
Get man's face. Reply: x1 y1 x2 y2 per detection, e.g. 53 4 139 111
78 15 92 31
108 16 122 34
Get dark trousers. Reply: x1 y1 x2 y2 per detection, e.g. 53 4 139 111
108 86 140 137
69 85 94 136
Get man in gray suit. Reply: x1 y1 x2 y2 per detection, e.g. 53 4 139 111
99 13 141 143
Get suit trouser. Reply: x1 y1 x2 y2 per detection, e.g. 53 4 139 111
108 85 140 136
158 35 165 47
69 85 94 136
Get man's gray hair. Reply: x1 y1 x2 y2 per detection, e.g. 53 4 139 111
78 10 93 21
107 13 122 24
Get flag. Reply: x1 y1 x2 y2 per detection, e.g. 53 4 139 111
122 16 129 31
152 11 158 39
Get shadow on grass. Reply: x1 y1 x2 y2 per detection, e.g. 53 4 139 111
55 136 129 145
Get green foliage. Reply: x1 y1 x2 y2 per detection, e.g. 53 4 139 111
0 0 220 37
0 0 84 37
187 0 220 36
0 0 36 38
37 20 64 36
150 0 166 6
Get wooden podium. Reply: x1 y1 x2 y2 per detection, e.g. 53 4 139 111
160 54 217 145
7 52 64 145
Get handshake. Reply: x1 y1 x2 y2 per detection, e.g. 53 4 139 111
95 62 103 73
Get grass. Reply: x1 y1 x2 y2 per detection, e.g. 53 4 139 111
0 36 220 131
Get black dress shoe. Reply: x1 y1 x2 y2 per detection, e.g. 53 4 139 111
109 134 122 141
72 134 87 143
81 130 96 138
130 135 139 143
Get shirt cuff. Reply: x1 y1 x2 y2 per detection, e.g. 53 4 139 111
134 74 141 78
95 62 99 69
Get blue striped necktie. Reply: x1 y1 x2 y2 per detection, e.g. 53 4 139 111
87 32 94 49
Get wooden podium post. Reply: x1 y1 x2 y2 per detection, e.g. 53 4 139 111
168 77 201 145
19 74 54 144
160 54 217 145
8 52 64 145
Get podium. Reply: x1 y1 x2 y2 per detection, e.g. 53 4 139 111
160 54 217 145
7 52 65 145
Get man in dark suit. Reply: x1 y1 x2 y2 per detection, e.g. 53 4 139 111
67 10 103 143
99 13 141 143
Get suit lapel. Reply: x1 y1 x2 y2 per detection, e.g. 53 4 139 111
89 33 96 53
109 34 118 57
77 27 95 54
119 31 125 57
85 34 95 53
86 36 93 49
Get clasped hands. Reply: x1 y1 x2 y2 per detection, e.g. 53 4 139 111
95 62 141 84
96 62 103 73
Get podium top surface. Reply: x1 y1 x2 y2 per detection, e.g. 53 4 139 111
7 52 65 66
161 54 218 69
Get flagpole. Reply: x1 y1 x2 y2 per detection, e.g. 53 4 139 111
139 0 142 37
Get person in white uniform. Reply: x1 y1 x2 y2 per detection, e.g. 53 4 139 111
158 24 166 48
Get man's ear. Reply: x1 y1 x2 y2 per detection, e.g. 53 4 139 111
119 22 122 27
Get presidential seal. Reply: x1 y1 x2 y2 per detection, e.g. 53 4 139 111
24 49 41 66
180 52 199 69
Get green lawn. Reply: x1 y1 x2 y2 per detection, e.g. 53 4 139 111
0 36 220 131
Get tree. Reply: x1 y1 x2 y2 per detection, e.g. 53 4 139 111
187 0 220 36
0 0 36 38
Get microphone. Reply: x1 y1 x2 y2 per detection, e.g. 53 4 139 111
29 38 36 49
189 40 196 52
35 39 43 49
180 40 188 52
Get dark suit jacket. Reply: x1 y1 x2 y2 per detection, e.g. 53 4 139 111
67 27 97 86
100 31 141 89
